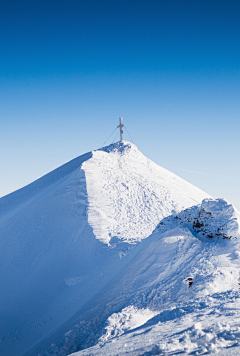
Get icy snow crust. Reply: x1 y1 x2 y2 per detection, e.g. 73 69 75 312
57 199 240 356
0 142 209 356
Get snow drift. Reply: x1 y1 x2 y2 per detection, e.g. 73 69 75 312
0 141 209 356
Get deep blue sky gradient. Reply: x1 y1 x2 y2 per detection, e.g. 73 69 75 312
1 0 240 208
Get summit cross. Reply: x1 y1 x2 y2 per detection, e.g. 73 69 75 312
117 117 125 141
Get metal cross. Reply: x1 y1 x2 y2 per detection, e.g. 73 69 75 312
117 117 125 141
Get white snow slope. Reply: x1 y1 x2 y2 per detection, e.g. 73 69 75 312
84 142 208 244
66 199 240 356
0 141 209 356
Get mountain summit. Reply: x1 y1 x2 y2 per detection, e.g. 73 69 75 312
84 141 210 244
0 141 209 356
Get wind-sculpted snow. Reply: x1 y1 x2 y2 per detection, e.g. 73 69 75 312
0 141 209 356
72 293 240 355
58 200 240 356
83 141 210 244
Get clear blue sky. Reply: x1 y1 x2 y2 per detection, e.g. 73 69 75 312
1 0 240 209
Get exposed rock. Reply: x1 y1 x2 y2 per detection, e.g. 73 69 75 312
156 198 240 240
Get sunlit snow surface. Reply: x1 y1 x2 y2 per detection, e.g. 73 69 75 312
84 141 209 244
0 142 209 356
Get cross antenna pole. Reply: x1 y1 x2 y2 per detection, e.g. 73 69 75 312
117 117 125 141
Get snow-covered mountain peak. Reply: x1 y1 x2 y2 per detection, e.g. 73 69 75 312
156 198 240 240
0 142 211 356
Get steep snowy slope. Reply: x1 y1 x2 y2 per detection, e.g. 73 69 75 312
84 142 210 244
68 199 240 356
0 141 209 356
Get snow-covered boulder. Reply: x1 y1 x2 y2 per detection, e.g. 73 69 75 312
156 198 240 240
